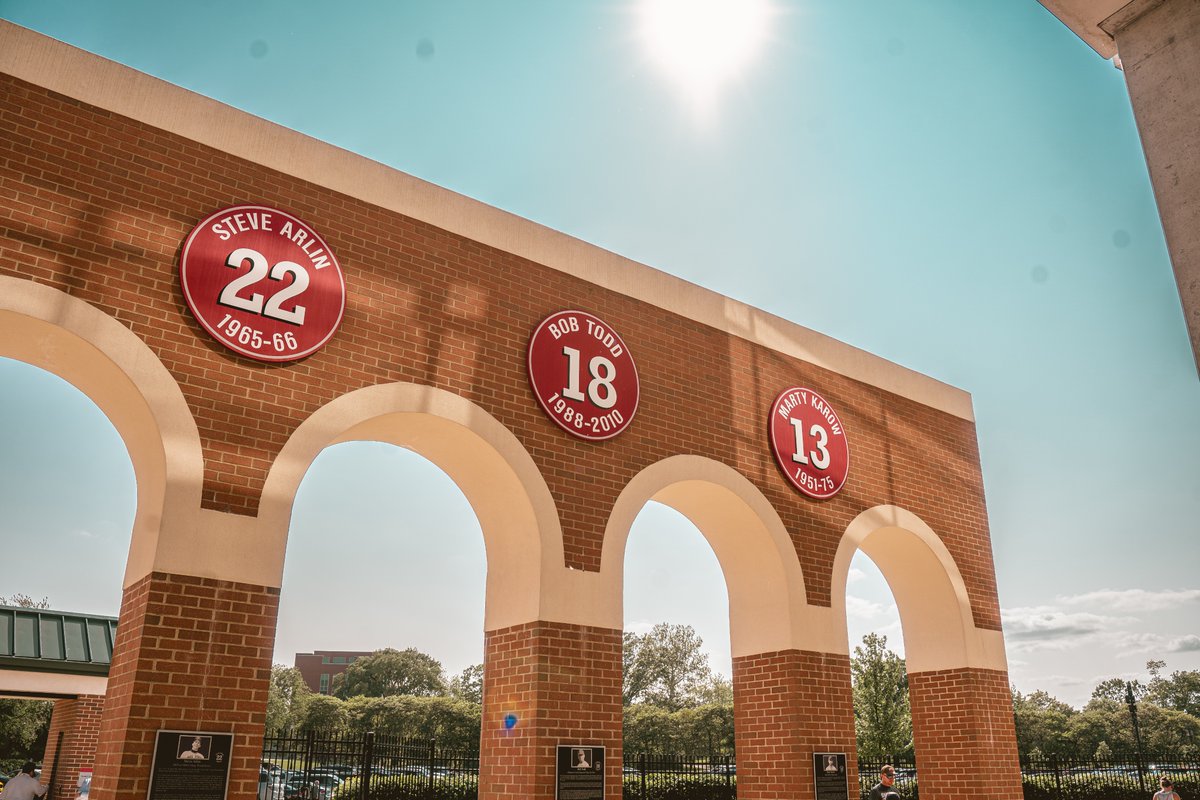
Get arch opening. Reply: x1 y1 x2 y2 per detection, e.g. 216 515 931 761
832 505 1003 676
0 357 134 614
268 439 487 740
622 501 734 753
0 278 203 590
258 382 565 745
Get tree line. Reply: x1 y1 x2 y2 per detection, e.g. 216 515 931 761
266 648 484 750
5 587 1194 764
268 626 1200 761
1014 659 1200 757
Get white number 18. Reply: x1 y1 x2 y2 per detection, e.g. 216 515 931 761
561 347 618 409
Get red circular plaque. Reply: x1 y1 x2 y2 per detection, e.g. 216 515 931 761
527 310 639 441
768 387 850 499
179 205 346 362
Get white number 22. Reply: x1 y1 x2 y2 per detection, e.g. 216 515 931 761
218 247 309 325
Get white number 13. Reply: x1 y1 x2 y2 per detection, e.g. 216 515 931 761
790 418 831 470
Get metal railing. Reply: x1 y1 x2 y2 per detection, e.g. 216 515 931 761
261 734 1200 800
1019 751 1199 800
260 731 478 800
621 752 736 800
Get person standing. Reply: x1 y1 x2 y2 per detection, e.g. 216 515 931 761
1154 777 1181 800
868 765 901 800
4 762 48 800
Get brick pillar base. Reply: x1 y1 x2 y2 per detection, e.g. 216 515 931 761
41 694 106 799
92 572 279 800
908 667 1022 800
732 649 858 800
480 621 623 800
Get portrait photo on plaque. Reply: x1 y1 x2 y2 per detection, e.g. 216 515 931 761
177 735 211 761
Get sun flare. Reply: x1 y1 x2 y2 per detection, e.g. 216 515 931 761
635 0 775 118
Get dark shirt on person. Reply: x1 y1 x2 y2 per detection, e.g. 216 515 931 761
868 782 901 800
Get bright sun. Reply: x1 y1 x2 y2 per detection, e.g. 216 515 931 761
635 0 775 118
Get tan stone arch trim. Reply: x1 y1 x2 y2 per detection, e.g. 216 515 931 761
0 276 202 588
832 505 1008 673
256 382 565 632
596 455 844 657
0 21 974 422
0 671 109 698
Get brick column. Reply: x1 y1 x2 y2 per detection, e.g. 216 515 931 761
480 621 623 800
91 572 279 800
908 667 1022 800
41 694 106 799
732 649 858 800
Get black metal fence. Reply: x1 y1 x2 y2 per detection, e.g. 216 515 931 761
1020 751 1200 800
621 752 736 800
260 731 478 800
261 734 1199 800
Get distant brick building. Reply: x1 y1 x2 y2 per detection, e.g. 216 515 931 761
294 651 371 695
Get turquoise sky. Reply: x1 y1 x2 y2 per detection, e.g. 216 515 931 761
1 0 1197 708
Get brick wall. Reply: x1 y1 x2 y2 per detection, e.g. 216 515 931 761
0 72 1002 628
732 649 858 799
91 572 278 800
909 667 1023 800
41 694 105 799
0 64 1018 800
482 622 623 799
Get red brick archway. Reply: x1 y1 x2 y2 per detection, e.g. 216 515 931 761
0 21 1021 800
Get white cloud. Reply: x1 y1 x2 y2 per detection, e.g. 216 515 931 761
72 528 95 538
1057 588 1200 612
1168 634 1200 652
1112 631 1166 656
845 595 885 619
847 568 866 584
1001 606 1137 652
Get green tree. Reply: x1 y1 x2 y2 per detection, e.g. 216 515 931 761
623 703 678 753
0 699 53 763
677 703 735 754
448 664 484 705
851 633 912 759
1066 699 1129 753
344 695 481 749
332 648 447 699
301 694 348 733
1012 689 1076 755
265 665 312 734
1147 660 1200 717
623 624 712 711
1091 677 1142 704
694 674 733 706
622 702 734 755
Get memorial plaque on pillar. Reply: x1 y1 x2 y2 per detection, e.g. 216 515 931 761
148 730 233 800
813 752 849 800
556 744 605 800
